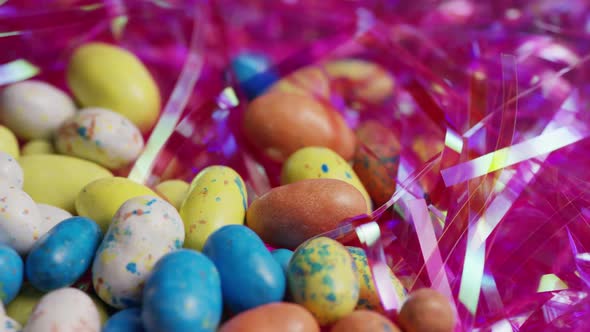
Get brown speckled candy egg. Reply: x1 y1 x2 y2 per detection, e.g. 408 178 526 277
246 178 367 249
398 288 456 332
219 302 319 332
331 310 401 332
243 91 356 162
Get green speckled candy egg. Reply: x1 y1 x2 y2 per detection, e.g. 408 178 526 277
281 146 372 211
287 237 359 325
347 247 407 312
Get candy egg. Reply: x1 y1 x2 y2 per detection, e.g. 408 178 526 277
347 247 406 312
243 91 356 162
142 249 222 332
202 225 285 313
0 80 76 141
287 237 359 325
90 295 110 325
19 154 112 213
231 53 278 99
180 166 247 250
331 310 401 332
103 308 145 332
5 284 44 326
398 288 456 332
0 152 23 188
21 140 55 156
36 203 72 235
0 245 23 305
352 121 400 206
153 180 189 210
219 302 319 332
0 184 42 254
67 42 161 133
271 249 293 276
323 59 394 104
92 196 184 308
0 125 19 158
23 287 100 332
5 316 22 332
269 66 331 99
247 178 367 249
26 217 102 292
55 107 144 170
281 146 372 210
75 177 158 232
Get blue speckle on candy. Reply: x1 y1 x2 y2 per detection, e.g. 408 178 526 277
126 262 139 275
321 164 329 173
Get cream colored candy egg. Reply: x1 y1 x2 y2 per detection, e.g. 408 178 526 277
0 80 76 140
37 203 73 235
0 183 42 255
92 196 184 308
21 140 55 155
55 107 144 170
0 125 19 158
23 287 100 332
0 151 23 188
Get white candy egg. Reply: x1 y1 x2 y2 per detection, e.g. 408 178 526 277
0 184 42 254
0 152 23 189
92 196 184 308
37 203 73 235
55 107 144 170
23 287 100 332
0 80 76 141
5 317 22 332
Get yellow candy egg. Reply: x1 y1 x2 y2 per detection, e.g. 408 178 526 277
154 179 190 210
75 177 158 232
347 247 407 312
90 295 110 324
5 284 45 326
0 125 19 158
323 59 394 104
21 140 55 155
281 146 372 210
19 154 112 213
67 42 161 133
287 237 359 326
179 166 247 251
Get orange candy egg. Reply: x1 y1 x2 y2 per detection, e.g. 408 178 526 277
398 288 456 332
331 310 401 332
219 302 319 332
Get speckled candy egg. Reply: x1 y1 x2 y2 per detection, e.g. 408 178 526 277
36 203 72 235
55 108 144 170
26 217 102 292
103 308 145 332
287 237 359 325
202 225 285 314
23 287 100 332
0 184 42 255
281 146 372 210
142 249 222 332
347 247 406 312
5 316 22 332
0 245 23 305
0 152 23 188
180 166 248 251
0 80 76 141
92 196 184 308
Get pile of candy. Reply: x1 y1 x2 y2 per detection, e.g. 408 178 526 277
3 0 590 331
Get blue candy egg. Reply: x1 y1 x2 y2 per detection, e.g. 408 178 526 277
142 249 222 332
103 308 145 332
0 244 23 304
271 248 293 276
202 225 285 313
25 216 102 291
231 53 278 99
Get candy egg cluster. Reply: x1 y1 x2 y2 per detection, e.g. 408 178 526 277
0 37 458 332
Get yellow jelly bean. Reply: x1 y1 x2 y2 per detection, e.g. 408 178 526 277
281 146 372 210
75 177 158 232
154 180 190 210
21 140 55 155
180 166 247 251
0 125 19 158
67 42 161 133
19 154 112 213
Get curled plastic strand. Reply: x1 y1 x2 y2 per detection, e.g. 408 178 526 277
128 6 205 186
